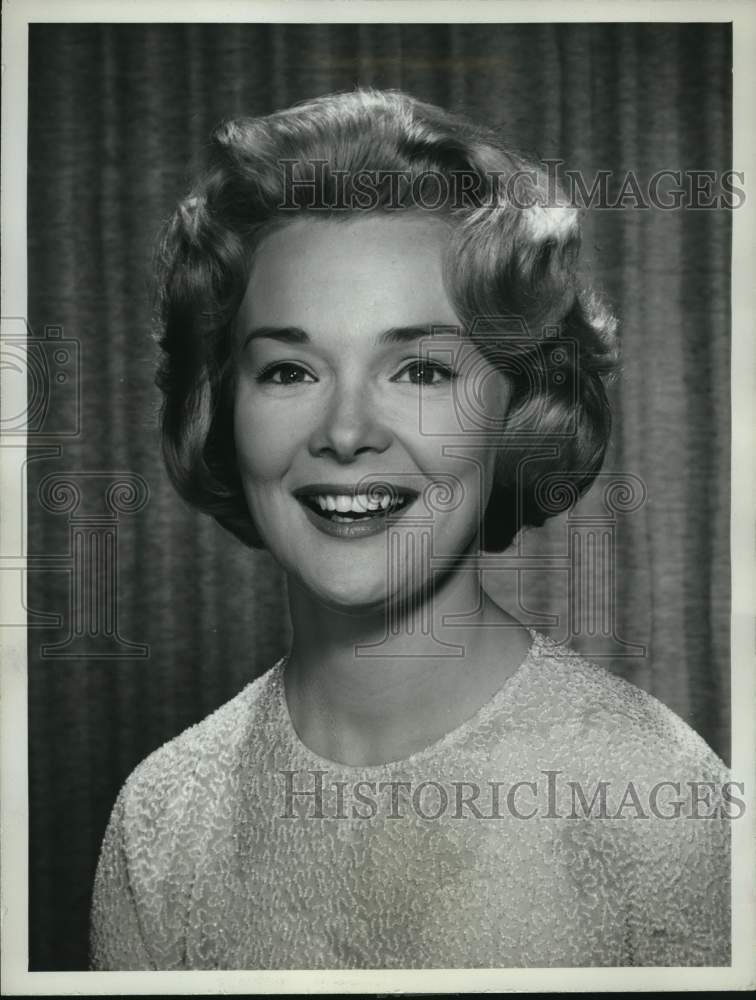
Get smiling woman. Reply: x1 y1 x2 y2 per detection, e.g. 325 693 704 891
231 214 514 612
89 89 731 970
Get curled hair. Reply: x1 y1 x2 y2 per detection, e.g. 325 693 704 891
154 88 620 552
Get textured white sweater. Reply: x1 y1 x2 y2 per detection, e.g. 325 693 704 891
90 629 732 969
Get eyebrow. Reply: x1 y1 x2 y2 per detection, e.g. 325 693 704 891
241 324 461 348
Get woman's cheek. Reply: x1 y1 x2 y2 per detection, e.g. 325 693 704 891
234 401 303 478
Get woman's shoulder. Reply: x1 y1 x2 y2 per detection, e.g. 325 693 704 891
91 659 285 968
517 631 731 966
118 658 283 818
520 630 729 781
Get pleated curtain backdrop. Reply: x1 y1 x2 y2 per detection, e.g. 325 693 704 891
26 23 731 970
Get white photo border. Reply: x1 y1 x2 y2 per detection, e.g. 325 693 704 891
2 0 754 994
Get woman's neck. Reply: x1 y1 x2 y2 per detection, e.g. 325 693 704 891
284 567 532 767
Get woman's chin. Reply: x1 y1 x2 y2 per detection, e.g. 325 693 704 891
293 571 427 618
307 581 390 616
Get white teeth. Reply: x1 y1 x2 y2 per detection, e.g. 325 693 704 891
304 490 411 515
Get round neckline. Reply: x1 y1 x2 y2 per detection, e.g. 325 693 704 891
270 627 543 775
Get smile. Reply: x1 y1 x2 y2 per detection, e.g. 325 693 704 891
292 484 419 539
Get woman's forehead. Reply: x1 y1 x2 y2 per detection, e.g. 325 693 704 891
238 214 461 338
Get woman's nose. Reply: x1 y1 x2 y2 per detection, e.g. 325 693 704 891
308 379 392 462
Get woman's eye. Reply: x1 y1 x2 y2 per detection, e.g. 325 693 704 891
255 363 316 386
393 360 455 387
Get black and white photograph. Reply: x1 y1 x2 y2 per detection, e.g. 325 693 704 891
1 0 754 994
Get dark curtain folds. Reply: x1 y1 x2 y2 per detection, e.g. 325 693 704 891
26 23 731 970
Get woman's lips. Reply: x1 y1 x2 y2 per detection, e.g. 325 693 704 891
295 489 419 540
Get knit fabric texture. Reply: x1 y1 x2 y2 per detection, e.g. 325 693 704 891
90 629 731 969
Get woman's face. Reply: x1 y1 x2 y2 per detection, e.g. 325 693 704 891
233 214 512 611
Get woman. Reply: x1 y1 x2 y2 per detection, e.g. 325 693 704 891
89 89 731 970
